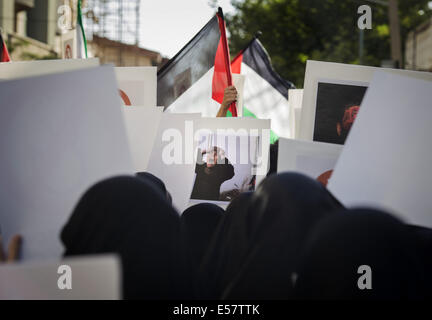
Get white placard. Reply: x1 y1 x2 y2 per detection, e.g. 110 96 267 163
299 60 432 141
328 71 432 228
146 115 270 212
194 117 271 171
121 106 164 172
146 113 202 212
189 117 271 209
0 255 121 300
0 66 134 261
288 89 303 139
0 58 99 80
115 67 157 107
277 138 343 186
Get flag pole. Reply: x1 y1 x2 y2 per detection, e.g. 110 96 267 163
77 0 88 58
217 7 237 117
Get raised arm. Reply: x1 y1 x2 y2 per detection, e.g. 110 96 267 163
217 86 238 117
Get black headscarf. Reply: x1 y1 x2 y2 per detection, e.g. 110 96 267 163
408 224 432 298
136 171 172 204
294 208 429 300
221 172 343 299
267 140 279 177
61 175 188 299
195 192 254 299
180 203 224 282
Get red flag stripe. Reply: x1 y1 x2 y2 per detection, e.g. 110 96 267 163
211 9 237 117
212 38 227 104
231 52 243 74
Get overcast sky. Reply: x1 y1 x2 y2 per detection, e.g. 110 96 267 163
139 0 235 58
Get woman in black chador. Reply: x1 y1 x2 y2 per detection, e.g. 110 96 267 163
191 146 234 201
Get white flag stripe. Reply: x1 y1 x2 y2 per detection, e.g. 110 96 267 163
166 68 220 116
240 63 292 138
76 26 86 59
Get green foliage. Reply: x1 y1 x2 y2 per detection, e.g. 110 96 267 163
20 51 59 61
6 38 30 54
5 37 58 61
227 0 432 87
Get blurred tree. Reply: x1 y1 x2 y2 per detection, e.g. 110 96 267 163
226 0 432 87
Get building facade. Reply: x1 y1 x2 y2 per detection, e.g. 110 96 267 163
405 17 432 72
89 35 164 67
0 0 59 60
0 0 166 67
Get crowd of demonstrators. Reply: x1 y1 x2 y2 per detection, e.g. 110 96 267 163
56 170 431 300
1 85 430 299
61 175 190 299
1 169 430 299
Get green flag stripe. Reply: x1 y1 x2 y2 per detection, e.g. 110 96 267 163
226 107 279 144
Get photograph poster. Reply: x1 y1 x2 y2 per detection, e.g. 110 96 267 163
299 60 432 142
313 80 367 145
190 131 260 204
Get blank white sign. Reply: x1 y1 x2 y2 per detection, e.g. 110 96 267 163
0 66 134 261
0 255 121 300
0 58 99 80
121 106 164 171
277 138 343 181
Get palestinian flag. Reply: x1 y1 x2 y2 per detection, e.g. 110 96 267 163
158 8 237 116
231 38 295 142
1 33 11 62
76 0 88 58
